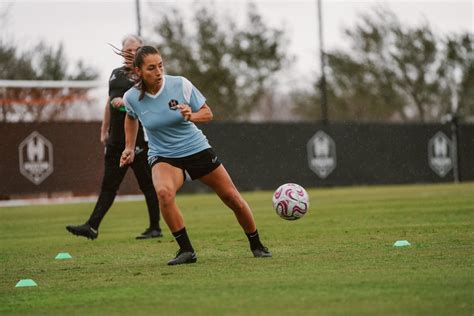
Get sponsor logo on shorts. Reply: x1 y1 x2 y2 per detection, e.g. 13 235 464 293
148 156 160 167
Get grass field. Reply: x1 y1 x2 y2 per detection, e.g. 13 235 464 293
1 182 473 315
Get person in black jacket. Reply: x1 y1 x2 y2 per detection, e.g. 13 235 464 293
66 35 162 240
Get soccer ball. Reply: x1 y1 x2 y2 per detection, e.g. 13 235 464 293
272 183 309 220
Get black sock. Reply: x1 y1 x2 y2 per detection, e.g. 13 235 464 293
172 227 194 252
246 229 264 250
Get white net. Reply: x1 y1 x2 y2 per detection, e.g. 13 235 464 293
0 80 106 122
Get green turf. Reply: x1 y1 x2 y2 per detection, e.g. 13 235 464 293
1 183 473 315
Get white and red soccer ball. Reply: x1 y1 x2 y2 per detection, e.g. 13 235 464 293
272 183 309 220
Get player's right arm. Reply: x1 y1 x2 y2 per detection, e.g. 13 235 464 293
120 114 138 167
100 97 111 144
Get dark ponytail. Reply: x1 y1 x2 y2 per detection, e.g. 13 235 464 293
109 42 162 101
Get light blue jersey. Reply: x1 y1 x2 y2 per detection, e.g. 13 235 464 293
123 75 210 159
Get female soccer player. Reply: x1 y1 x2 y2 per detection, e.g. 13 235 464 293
120 45 271 265
66 36 162 240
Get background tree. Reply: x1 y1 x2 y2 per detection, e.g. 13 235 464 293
0 40 99 122
293 7 473 122
150 3 288 120
442 33 474 121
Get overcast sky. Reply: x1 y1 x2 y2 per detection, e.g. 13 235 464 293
1 0 473 107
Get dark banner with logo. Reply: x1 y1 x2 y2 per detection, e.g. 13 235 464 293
198 122 473 191
0 122 472 199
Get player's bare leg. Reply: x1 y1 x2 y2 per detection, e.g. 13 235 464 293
151 163 185 231
200 165 256 233
152 163 197 265
200 165 272 258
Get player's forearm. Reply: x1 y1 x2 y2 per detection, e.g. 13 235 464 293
124 115 139 150
190 104 213 123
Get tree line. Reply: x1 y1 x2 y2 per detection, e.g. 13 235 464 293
1 3 472 122
293 8 473 123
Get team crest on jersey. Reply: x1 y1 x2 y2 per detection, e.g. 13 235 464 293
168 99 179 110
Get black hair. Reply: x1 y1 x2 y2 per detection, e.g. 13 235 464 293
110 43 161 101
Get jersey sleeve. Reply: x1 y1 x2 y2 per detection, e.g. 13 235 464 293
182 77 206 112
123 91 138 120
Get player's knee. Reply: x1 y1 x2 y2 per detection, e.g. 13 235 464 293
221 191 244 210
156 187 175 204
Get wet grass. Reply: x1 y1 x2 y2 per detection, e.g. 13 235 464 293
0 182 473 315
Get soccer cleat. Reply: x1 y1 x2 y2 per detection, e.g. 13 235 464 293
252 245 272 258
136 227 163 240
167 249 197 266
66 223 98 240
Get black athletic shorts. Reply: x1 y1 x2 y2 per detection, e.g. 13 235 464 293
149 148 222 181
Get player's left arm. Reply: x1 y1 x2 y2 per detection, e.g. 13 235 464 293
180 77 212 123
179 103 213 123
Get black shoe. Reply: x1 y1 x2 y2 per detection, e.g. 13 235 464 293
136 227 163 240
252 245 272 258
66 223 98 240
167 249 197 266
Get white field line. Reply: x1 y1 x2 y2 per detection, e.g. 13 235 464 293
0 195 145 207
